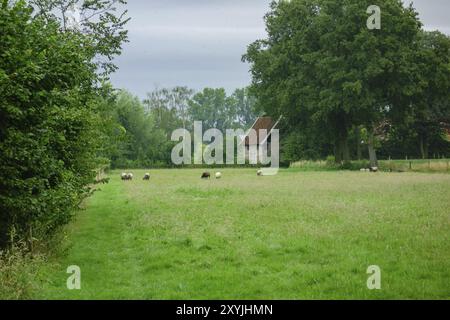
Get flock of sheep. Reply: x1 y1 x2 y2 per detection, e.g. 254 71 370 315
120 167 376 181
117 166 400 181
121 170 265 181
121 172 149 180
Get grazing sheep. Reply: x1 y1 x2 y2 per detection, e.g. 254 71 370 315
143 173 150 180
121 173 134 180
215 172 222 179
201 172 211 179
369 167 379 172
257 170 263 176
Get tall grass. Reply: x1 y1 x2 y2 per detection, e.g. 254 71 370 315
0 244 45 300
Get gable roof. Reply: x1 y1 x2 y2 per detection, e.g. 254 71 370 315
243 116 280 146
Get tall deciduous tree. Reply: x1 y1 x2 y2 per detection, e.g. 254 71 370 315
188 88 233 132
410 31 450 159
110 90 168 168
228 88 259 129
244 0 422 166
143 87 188 136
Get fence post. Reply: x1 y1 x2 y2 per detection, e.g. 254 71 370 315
409 161 412 171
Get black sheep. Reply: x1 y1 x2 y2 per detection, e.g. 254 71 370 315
201 172 211 179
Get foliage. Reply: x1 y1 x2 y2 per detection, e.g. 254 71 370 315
188 88 236 132
244 0 449 164
105 90 171 168
0 1 125 249
408 31 450 159
143 87 191 135
102 86 259 169
28 0 130 75
228 87 260 129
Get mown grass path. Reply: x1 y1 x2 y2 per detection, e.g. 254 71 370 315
35 169 450 299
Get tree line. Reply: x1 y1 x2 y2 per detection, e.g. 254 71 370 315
102 87 258 169
244 0 450 166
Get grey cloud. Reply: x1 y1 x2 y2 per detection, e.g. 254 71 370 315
110 0 450 98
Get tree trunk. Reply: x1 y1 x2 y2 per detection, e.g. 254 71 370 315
335 134 350 164
419 135 424 159
367 128 378 168
342 139 350 164
419 134 429 159
333 111 351 164
356 127 362 160
334 142 342 164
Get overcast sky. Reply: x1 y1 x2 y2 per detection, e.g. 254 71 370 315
109 0 450 98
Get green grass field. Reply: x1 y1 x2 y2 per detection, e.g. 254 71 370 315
33 169 450 299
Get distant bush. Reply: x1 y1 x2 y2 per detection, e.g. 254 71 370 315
325 155 336 166
290 160 338 171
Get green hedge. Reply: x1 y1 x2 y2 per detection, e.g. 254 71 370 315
0 2 102 249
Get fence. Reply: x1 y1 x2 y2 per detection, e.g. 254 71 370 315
290 159 450 173
379 159 450 173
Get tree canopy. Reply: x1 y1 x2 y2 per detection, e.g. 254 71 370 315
244 0 450 164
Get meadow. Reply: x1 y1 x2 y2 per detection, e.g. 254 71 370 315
31 169 450 299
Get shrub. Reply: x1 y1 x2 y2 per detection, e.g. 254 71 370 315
325 155 336 166
0 2 101 249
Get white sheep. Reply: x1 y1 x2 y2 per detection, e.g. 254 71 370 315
257 170 263 176
215 172 222 179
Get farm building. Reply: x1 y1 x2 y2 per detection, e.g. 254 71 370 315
240 116 281 161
